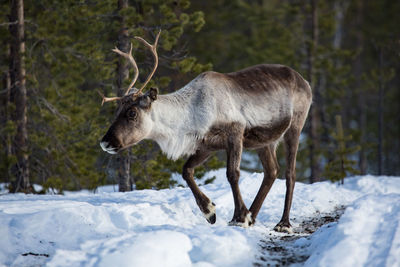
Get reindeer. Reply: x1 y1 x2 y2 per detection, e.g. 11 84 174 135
99 31 312 233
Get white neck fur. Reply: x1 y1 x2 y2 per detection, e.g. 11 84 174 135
147 86 206 160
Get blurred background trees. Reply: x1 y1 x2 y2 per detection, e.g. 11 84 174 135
0 0 398 193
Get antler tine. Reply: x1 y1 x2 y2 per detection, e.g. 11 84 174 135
97 90 121 106
111 42 139 96
98 31 161 106
134 30 161 95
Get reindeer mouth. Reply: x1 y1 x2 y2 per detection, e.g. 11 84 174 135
100 141 120 154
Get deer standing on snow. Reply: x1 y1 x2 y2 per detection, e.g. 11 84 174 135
99 31 312 233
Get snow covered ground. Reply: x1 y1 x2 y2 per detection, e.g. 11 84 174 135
0 169 399 267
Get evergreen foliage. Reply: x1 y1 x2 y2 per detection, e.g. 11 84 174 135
324 115 360 184
0 0 399 193
0 0 219 192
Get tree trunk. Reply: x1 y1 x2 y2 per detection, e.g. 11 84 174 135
116 152 132 191
377 47 384 175
1 45 12 184
355 0 367 174
9 0 31 193
333 1 346 50
115 0 133 192
307 0 320 183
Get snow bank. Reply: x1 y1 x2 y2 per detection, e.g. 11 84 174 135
0 171 399 266
303 176 400 267
94 231 192 267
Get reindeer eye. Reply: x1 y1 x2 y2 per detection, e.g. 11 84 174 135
127 109 137 120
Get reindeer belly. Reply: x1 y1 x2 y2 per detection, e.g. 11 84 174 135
199 114 291 151
243 115 292 149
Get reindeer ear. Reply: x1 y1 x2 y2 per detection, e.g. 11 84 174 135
140 88 158 108
148 87 158 101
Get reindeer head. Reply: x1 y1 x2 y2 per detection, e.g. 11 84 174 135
99 31 160 154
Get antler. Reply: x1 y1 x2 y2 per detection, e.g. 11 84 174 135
97 43 139 106
97 90 122 106
134 29 161 95
112 43 139 96
98 30 161 105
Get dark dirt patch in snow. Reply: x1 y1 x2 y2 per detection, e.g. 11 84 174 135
21 252 50 257
254 206 345 267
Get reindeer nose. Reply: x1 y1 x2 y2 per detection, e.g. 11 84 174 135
100 141 118 154
100 141 109 152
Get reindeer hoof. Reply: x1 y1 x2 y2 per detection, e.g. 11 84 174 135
228 212 253 228
207 213 216 224
274 222 293 234
203 202 216 224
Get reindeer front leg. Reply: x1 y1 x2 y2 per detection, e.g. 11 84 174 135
182 150 216 224
226 125 253 227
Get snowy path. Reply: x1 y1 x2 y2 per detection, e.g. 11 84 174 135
256 207 345 266
0 170 399 267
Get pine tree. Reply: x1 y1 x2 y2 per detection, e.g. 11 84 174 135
113 0 133 192
0 1 14 186
324 115 360 184
8 0 31 193
0 0 219 192
1 0 399 193
306 0 321 184
98 0 217 191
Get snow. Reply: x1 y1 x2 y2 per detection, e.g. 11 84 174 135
0 171 399 267
302 178 400 267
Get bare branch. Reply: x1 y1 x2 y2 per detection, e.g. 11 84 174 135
38 97 70 122
0 21 18 27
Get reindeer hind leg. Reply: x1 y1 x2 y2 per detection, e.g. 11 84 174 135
249 143 279 224
274 126 301 233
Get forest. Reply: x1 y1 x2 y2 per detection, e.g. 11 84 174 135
1 0 399 193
